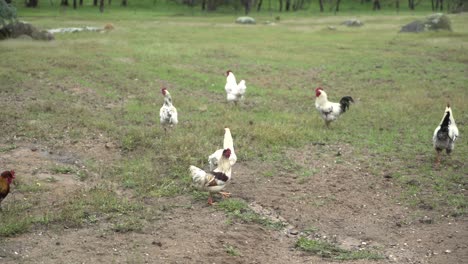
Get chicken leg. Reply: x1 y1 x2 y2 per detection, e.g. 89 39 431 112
219 191 231 199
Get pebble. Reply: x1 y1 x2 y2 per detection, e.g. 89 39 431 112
289 229 299 235
445 250 452 254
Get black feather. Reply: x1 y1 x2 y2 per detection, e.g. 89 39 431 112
339 96 354 113
437 111 450 141
211 171 229 182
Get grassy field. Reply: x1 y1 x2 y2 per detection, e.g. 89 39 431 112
0 6 467 262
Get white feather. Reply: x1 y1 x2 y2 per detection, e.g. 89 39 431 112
225 72 247 103
208 128 237 171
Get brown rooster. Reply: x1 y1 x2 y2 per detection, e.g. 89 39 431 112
0 170 15 210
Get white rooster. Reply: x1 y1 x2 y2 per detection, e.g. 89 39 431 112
159 87 178 133
225 70 247 105
208 127 237 171
190 148 232 205
433 103 459 166
315 87 354 127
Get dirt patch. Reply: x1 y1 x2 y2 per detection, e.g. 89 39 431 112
0 143 466 264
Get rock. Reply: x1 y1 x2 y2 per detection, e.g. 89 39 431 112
327 26 337 30
426 13 451 31
400 13 451 33
17 34 33 40
235 16 256 25
288 229 299 235
0 22 54 41
341 19 363 27
419 216 433 224
400 20 427 33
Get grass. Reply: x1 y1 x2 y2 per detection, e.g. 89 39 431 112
217 198 286 230
0 7 467 239
296 236 384 260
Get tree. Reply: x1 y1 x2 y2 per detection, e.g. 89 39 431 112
408 0 415 10
61 0 69 5
435 0 444 10
318 0 323 12
335 0 341 13
396 0 400 12
100 0 104 12
0 0 17 26
122 0 127 6
25 0 39 7
73 0 77 9
257 0 263 11
93 0 97 6
373 0 381 10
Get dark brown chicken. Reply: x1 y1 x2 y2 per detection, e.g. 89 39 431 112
0 170 15 209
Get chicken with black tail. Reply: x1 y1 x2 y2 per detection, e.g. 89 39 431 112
315 87 354 127
433 103 459 167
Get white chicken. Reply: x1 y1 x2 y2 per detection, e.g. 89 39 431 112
225 70 247 105
208 127 237 171
315 87 354 127
433 103 459 166
159 87 178 133
190 148 232 205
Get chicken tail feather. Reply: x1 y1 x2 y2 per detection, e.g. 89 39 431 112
339 96 354 113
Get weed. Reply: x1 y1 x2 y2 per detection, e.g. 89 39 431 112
224 244 240 256
296 237 384 260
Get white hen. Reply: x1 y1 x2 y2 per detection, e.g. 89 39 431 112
433 103 459 166
190 148 232 205
159 87 178 133
208 127 237 171
225 70 247 105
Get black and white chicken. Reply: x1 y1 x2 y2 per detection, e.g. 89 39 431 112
190 149 232 205
433 103 459 166
315 87 354 127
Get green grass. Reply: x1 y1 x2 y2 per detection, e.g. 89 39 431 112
217 198 286 230
0 9 467 237
296 237 384 260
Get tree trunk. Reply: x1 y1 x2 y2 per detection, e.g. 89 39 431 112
73 0 77 8
285 0 290 11
279 0 283 11
257 0 263 11
244 0 251 14
109 0 112 4
61 0 69 5
121 0 127 6
93 0 98 6
373 0 380 10
335 0 341 13
25 0 39 7
396 0 399 12
100 0 104 11
79 0 83 6
318 0 323 12
408 0 414 10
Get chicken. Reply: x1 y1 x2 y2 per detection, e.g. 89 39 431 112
159 87 178 134
433 103 459 166
0 170 15 210
225 70 247 105
315 87 354 127
208 127 237 171
190 148 232 205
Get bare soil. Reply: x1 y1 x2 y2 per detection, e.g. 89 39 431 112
0 142 466 264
